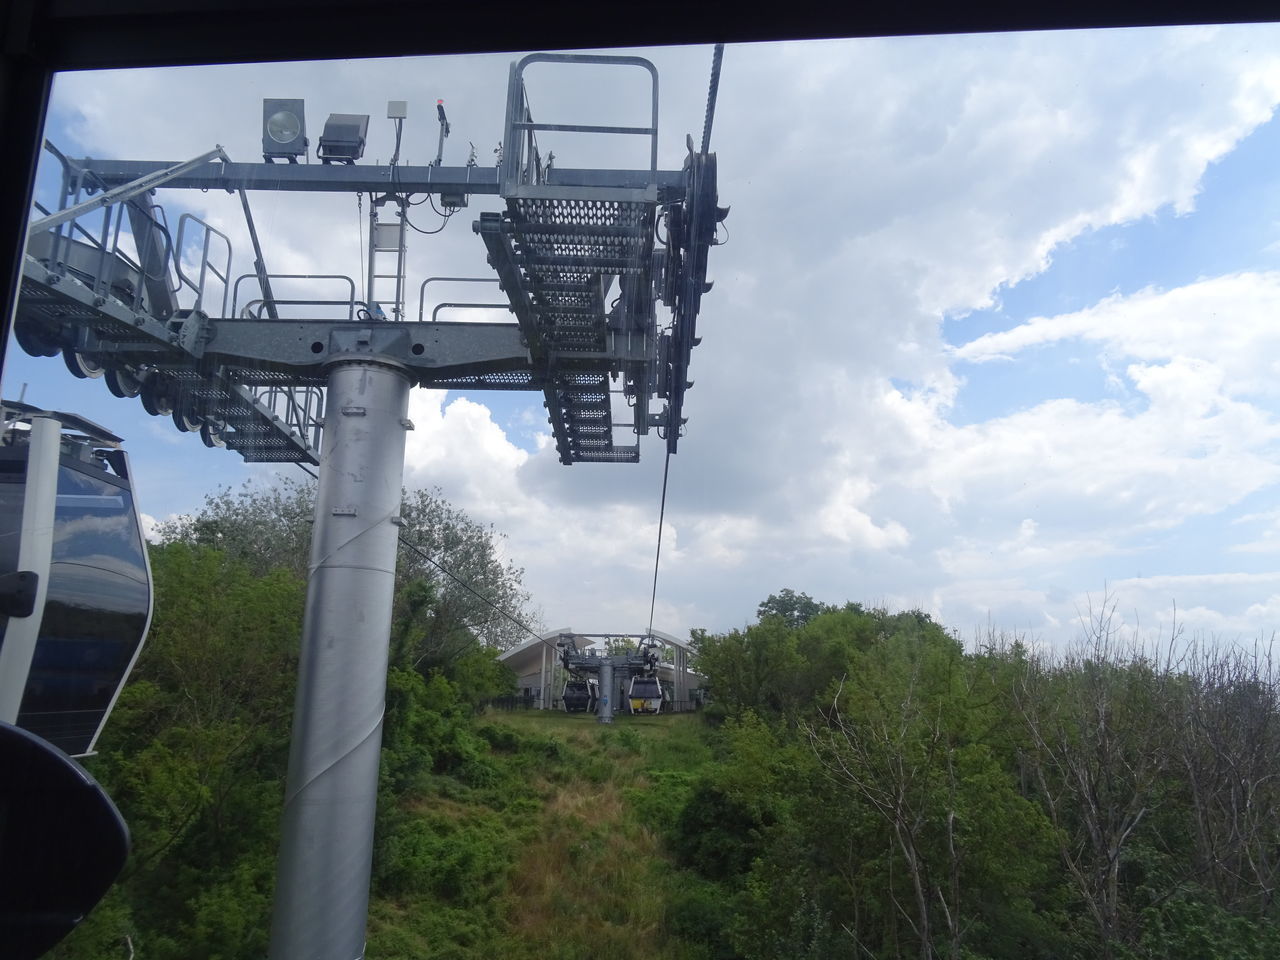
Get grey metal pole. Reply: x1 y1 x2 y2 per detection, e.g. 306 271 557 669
540 643 548 710
597 659 613 724
269 359 412 960
676 648 686 710
0 415 60 723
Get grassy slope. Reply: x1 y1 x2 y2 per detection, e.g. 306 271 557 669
366 711 714 960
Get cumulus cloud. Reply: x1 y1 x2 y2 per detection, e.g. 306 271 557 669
955 272 1280 397
138 512 162 543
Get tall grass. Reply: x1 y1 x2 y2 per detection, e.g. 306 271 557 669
366 711 715 960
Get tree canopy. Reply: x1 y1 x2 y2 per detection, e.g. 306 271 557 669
755 588 834 628
53 480 526 959
679 597 1280 960
157 479 537 655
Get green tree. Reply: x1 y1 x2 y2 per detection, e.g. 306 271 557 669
692 619 804 722
756 588 832 628
52 543 305 960
807 634 1060 960
159 479 536 652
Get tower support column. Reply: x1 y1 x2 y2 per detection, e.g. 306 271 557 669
269 359 412 960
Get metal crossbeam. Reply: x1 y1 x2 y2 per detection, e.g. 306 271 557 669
26 145 229 237
19 54 717 470
68 159 681 196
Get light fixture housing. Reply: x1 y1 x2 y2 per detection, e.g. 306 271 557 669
318 113 369 164
262 98 307 162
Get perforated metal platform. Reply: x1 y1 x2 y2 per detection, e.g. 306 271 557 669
477 190 654 464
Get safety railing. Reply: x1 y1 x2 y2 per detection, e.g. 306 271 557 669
175 213 231 318
232 273 358 321
417 276 503 322
500 53 659 195
30 147 178 315
253 384 325 451
30 142 236 320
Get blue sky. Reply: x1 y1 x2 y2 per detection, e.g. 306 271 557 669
12 27 1280 645
949 106 1280 426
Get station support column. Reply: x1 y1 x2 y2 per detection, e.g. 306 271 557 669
269 359 412 960
598 659 614 724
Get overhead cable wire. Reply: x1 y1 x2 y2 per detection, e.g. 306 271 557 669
637 42 723 638
356 193 365 301
403 207 452 235
701 43 725 155
294 463 559 655
397 535 548 648
640 46 721 637
646 450 673 638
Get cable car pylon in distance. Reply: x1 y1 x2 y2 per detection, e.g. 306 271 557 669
15 47 726 960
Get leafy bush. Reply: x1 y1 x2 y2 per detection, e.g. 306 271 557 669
374 813 514 903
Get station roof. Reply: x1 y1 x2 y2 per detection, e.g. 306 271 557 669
498 628 588 675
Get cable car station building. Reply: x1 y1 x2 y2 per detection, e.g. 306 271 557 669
499 629 702 713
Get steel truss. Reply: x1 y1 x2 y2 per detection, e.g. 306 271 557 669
15 54 721 466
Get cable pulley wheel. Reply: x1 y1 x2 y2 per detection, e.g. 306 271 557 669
171 400 203 433
14 322 60 358
63 350 105 380
139 376 176 417
200 420 227 448
105 367 143 399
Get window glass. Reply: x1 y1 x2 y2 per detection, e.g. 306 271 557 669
17 461 150 755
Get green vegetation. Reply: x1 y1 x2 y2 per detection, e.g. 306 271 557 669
684 592 1280 960
45 491 1280 960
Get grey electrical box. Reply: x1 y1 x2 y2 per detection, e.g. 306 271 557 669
387 100 407 120
374 222 403 251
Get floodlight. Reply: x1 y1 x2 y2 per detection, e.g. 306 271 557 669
318 113 369 164
262 98 307 162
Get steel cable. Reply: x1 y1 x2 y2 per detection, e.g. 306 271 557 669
646 450 673 637
701 43 725 156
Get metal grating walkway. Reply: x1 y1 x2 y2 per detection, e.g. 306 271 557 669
477 192 654 464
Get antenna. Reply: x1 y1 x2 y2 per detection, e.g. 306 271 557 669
433 98 449 166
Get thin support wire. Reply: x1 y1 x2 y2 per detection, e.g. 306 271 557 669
295 462 556 654
356 193 365 303
646 450 673 637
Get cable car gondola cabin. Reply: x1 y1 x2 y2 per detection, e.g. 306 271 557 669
628 675 662 715
0 402 153 757
562 678 598 713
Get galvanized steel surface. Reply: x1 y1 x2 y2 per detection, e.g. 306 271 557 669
268 360 411 960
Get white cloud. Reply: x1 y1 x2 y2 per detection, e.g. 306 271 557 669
1065 573 1280 642
138 512 160 543
955 272 1280 398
